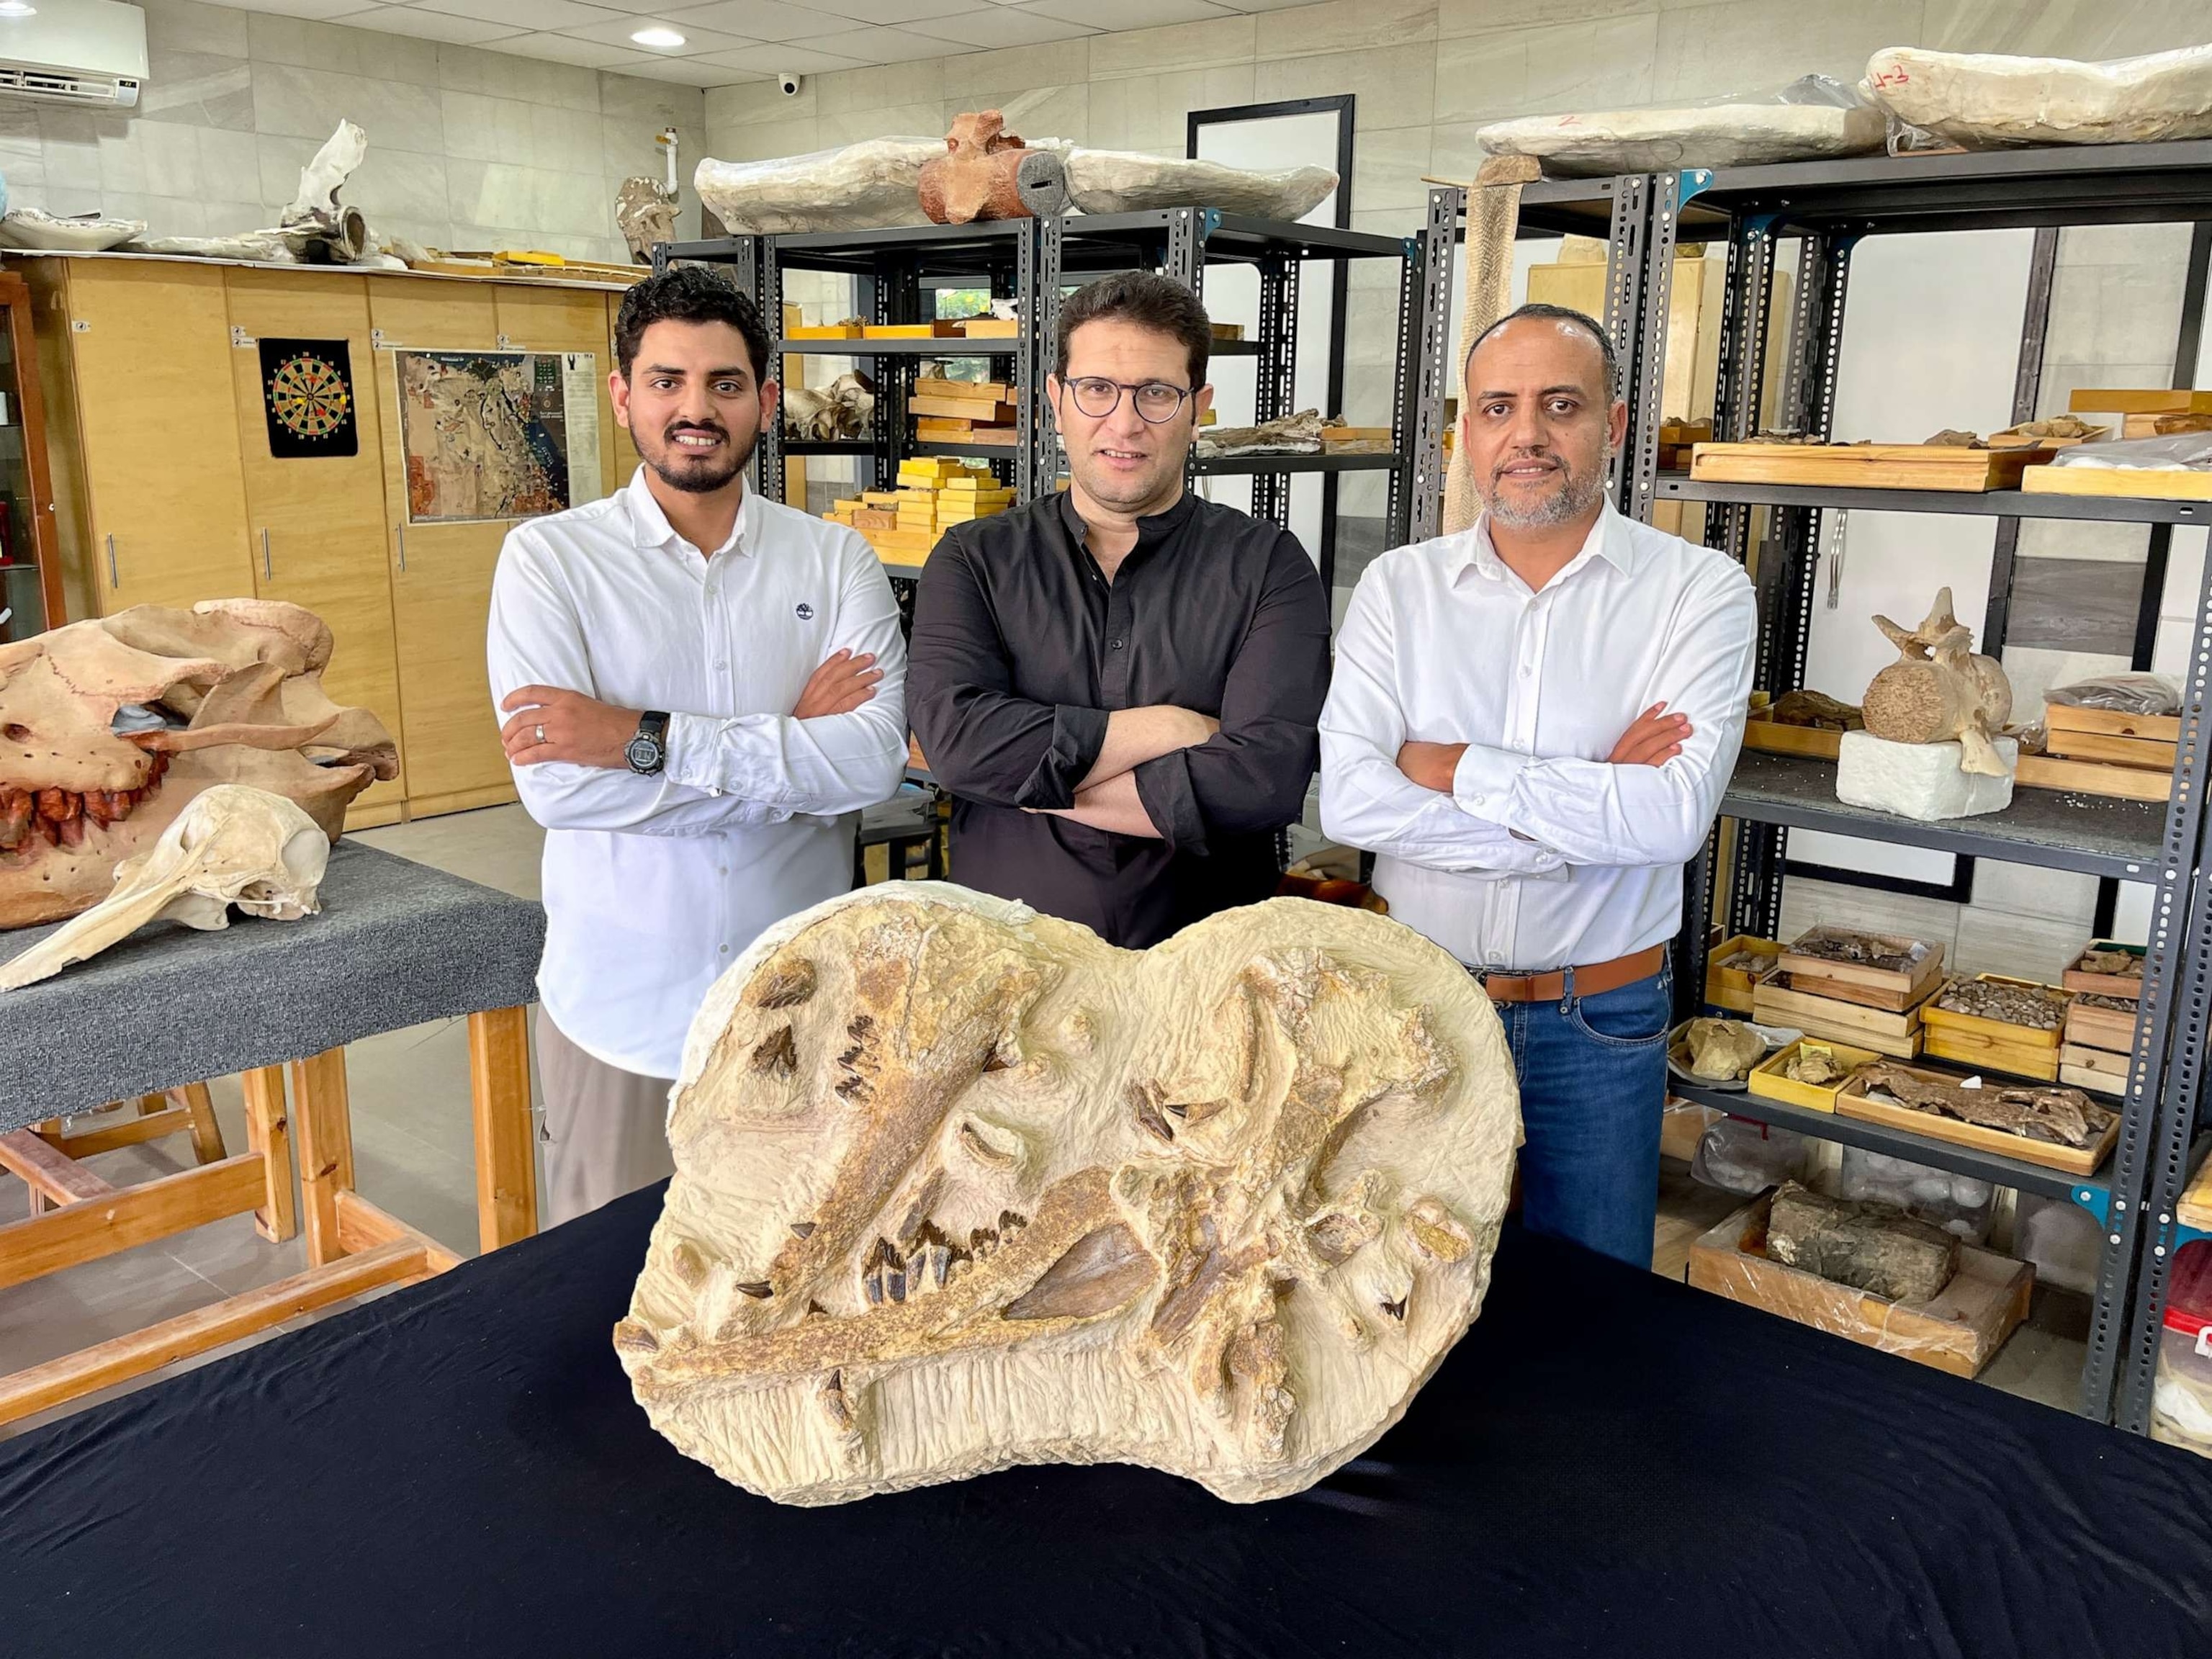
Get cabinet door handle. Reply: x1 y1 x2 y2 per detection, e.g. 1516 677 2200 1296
105 534 117 588
260 528 272 581
395 525 406 572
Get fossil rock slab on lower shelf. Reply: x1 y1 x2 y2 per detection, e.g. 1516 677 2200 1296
1767 1181 1959 1303
616 884 1521 1506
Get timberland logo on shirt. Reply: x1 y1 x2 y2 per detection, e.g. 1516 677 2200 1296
795 603 814 619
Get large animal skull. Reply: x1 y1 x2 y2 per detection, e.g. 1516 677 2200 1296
0 600 395 930
0 784 327 989
617 885 1520 1506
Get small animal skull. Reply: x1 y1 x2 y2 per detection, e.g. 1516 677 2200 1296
0 784 328 989
616 885 1520 1506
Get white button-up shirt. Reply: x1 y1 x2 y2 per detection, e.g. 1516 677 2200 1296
1319 501 1755 972
487 467 907 1076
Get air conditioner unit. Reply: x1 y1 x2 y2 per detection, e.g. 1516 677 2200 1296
0 0 147 111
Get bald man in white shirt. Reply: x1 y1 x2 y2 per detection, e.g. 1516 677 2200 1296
489 268 907 1226
1321 303 1755 1268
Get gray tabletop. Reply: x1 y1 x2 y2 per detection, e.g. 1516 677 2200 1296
0 841 545 1133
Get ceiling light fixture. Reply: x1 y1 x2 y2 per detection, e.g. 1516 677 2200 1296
630 27 685 48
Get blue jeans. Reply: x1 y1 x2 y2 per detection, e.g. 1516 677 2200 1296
1491 964 1671 1269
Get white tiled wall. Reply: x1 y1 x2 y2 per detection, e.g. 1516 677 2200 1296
0 0 707 265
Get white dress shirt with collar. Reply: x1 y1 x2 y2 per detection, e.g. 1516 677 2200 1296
487 467 908 1078
1320 500 1755 974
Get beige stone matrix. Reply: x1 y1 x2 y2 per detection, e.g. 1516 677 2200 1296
617 885 1520 1506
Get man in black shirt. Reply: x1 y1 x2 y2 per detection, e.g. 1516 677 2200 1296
908 272 1330 947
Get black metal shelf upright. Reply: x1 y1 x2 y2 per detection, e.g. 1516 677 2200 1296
1583 140 2212 1429
659 205 1448 594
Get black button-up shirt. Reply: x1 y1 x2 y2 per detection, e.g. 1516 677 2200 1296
908 489 1331 948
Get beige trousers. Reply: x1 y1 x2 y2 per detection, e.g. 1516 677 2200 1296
535 1013 677 1228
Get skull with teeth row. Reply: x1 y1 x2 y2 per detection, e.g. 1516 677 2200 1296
0 599 397 930
616 884 1521 1506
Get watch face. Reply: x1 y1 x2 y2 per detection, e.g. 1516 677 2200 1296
626 734 662 772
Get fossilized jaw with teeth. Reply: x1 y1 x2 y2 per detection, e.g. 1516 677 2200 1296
616 884 1520 1506
0 599 397 930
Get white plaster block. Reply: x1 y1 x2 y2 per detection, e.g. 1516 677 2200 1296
1835 732 2018 822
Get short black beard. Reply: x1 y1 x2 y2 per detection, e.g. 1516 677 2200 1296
647 426 755 495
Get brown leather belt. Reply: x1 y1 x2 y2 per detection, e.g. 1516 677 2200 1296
1472 945 1665 1004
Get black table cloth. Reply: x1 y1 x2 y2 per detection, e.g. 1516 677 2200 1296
4 1187 2209 1658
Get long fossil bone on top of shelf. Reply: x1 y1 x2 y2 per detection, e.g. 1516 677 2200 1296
696 124 1336 234
1197 410 1325 459
615 884 1519 1506
0 785 328 990
0 600 396 932
1861 587 2014 777
1477 75 1886 176
1863 41 2212 148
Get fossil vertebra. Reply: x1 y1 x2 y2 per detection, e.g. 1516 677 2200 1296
616 885 1519 1506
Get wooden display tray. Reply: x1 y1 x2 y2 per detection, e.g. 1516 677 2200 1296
1705 933 1782 1015
2014 751 2174 802
1741 716 1843 760
1751 978 1926 1058
1688 1195 2033 1380
1920 974 2067 1051
961 318 1020 338
866 322 965 338
2062 938 2145 999
2059 1043 2130 1097
1779 928 1944 1001
2044 730 2177 770
787 323 864 340
2060 1064 2123 1096
2066 999 2139 1051
1689 441 2046 491
1990 422 2108 449
1923 1033 2059 1082
2021 467 2212 502
1748 1038 1880 1113
2179 1145 2212 1234
1837 1062 2120 1177
2065 388 2212 415
2046 703 2182 745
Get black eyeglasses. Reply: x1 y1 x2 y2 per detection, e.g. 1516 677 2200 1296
1062 377 1195 423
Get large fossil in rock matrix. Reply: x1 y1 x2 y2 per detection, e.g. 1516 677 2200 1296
616 885 1521 1506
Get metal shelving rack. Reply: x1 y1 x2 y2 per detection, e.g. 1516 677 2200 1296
659 206 1447 593
1584 140 2212 1428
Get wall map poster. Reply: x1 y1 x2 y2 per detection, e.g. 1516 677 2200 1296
394 349 602 524
259 338 358 458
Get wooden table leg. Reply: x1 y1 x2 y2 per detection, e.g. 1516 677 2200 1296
240 1065 296 1245
288 1049 352 1268
468 1006 536 1253
170 1082 228 1165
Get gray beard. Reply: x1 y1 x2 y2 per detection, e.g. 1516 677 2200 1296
1486 459 1606 529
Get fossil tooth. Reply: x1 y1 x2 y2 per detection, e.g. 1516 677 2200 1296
0 790 28 848
751 1023 799 1078
1003 1223 1157 1321
1406 1197 1473 1263
806 1299 828 1318
907 1220 953 1291
734 1280 773 1300
55 814 85 848
1307 1208 1381 1264
671 1243 707 1287
613 1319 660 1355
35 787 72 822
1379 1296 1406 1322
981 1050 1014 1072
1133 1096 1174 1142
999 1208 1028 1235
790 1220 816 1240
818 1369 855 1434
746 956 817 1009
969 1225 999 1259
957 1117 1021 1170
863 1236 906 1305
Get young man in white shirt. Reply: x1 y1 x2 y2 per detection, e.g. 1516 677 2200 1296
487 266 908 1226
1320 303 1755 1268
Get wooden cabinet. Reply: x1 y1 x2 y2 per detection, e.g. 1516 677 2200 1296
22 255 631 825
224 269 407 823
47 261 254 613
367 279 512 817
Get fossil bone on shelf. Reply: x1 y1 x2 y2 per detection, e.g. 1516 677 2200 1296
1862 587 2013 777
0 784 327 989
616 885 1520 1506
0 598 395 930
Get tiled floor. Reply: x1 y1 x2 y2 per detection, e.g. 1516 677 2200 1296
1 801 2082 1437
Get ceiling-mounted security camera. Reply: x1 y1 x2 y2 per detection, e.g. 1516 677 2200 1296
778 71 802 96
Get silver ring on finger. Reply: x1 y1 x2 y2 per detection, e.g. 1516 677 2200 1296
534 724 547 745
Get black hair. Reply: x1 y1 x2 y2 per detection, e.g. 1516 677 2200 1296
613 265 772 385
1464 302 1619 399
1055 271 1211 390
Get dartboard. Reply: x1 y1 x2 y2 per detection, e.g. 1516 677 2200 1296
266 351 352 441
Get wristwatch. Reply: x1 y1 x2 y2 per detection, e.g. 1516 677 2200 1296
625 711 670 775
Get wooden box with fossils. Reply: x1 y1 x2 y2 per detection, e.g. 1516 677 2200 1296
1919 975 2071 1082
1687 1191 2033 1380
2042 702 2180 774
1688 433 2051 492
1753 974 1928 1059
1704 935 1782 1015
1753 928 1943 1061
2056 943 2143 1095
1666 1017 1773 1088
1748 1038 1881 1114
2062 940 2146 1000
1837 1061 2120 1177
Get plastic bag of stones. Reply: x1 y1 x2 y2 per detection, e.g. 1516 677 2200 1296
1691 1118 1809 1197
1836 1146 1995 1244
